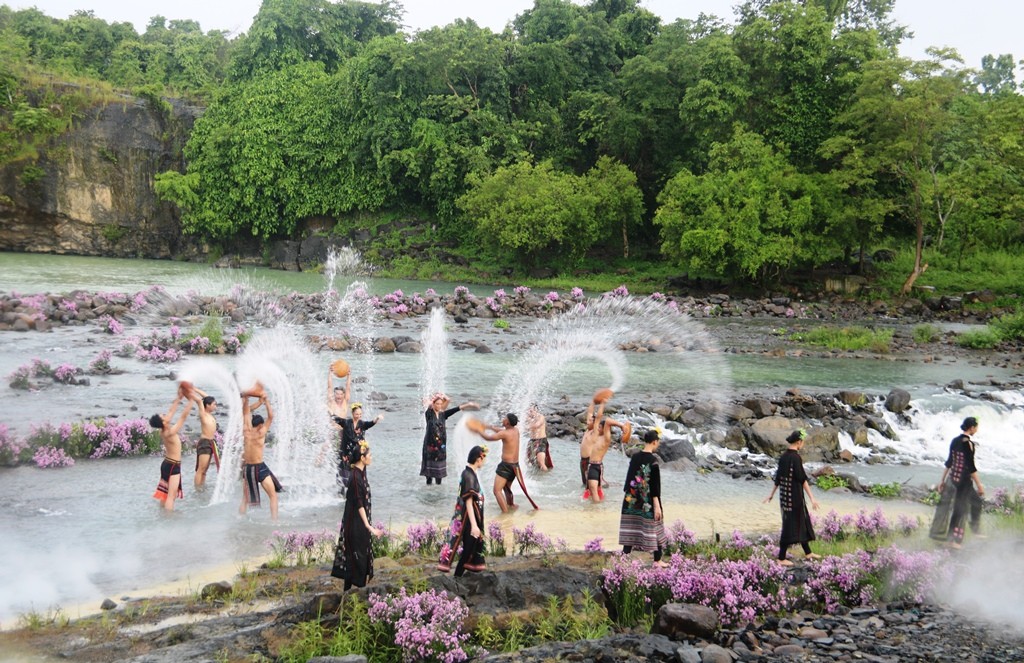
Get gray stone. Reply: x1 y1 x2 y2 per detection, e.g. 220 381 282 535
200 581 232 600
652 602 719 640
100 598 117 611
884 388 911 413
773 644 806 656
742 398 775 418
396 341 422 353
700 643 733 663
836 390 867 406
676 644 703 663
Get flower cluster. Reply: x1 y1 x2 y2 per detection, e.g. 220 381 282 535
584 537 604 552
570 286 584 300
802 546 950 614
664 520 698 554
84 418 162 459
486 521 506 557
372 521 401 558
990 486 1024 515
0 424 30 466
405 520 442 556
649 292 666 301
453 285 470 301
367 588 473 663
267 529 334 566
89 350 113 374
32 445 75 468
602 552 791 627
53 363 81 384
812 508 898 542
59 299 77 313
604 285 629 298
544 291 559 303
513 285 531 297
511 522 552 555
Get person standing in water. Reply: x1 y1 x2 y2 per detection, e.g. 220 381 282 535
479 413 539 512
438 445 488 576
526 404 552 471
420 392 477 485
149 387 195 511
240 384 281 520
328 370 382 492
189 387 220 491
764 429 820 565
585 413 631 503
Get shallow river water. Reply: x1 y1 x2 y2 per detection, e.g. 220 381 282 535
0 252 1021 625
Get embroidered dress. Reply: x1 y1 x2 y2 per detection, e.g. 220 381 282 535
334 415 377 491
439 466 486 576
944 433 983 544
618 451 667 551
420 406 460 479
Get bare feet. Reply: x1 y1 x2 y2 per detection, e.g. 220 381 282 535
779 559 794 567
805 553 822 561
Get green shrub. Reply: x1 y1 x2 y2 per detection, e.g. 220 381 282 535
991 310 1024 342
956 328 1001 349
493 319 510 329
791 326 892 352
815 474 849 491
912 324 941 344
868 482 902 499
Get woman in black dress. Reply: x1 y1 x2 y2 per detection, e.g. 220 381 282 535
764 429 820 565
420 392 477 485
331 442 382 589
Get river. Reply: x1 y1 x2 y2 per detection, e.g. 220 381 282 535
0 252 1020 626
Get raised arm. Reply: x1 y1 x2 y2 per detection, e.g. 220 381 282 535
262 396 274 428
169 398 194 434
479 427 505 443
241 395 253 433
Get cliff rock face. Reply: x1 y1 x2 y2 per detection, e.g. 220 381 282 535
0 93 203 259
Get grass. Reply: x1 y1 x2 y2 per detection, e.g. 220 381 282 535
872 247 1024 300
912 324 941 343
815 474 849 491
791 325 893 352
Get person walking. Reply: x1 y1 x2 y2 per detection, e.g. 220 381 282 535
331 441 383 589
764 429 820 565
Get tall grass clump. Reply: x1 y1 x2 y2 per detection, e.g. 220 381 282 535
791 326 893 352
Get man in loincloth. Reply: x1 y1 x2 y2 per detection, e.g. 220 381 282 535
190 388 220 491
586 413 631 504
479 413 538 512
149 391 195 511
526 404 552 471
239 383 280 520
579 400 604 491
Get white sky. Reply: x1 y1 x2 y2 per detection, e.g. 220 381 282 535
11 0 1021 71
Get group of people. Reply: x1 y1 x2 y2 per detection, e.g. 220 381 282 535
149 380 283 519
151 367 987 593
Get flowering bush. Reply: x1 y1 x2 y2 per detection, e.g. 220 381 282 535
664 520 698 554
372 521 402 558
32 445 75 468
513 285 531 297
453 286 470 301
368 588 474 663
425 288 437 297
802 546 950 614
100 315 124 334
0 424 31 466
89 350 113 374
813 508 899 542
59 299 77 313
487 521 506 557
649 292 665 301
512 523 552 555
605 285 629 298
570 286 584 300
485 297 501 313
406 520 442 557
544 291 559 302
7 365 32 390
584 537 604 552
267 529 334 566
990 486 1024 515
53 363 81 384
602 552 791 627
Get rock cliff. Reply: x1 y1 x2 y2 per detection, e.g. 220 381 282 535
0 91 203 259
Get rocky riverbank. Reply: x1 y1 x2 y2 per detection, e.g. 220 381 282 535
3 549 1022 663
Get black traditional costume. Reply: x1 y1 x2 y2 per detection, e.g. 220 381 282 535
421 405 460 481
618 450 667 555
773 448 815 560
334 415 377 492
942 432 983 544
331 465 374 589
438 465 486 576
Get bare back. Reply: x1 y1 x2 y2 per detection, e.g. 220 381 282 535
500 427 521 463
242 429 266 464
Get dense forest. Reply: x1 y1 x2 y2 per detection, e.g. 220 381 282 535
1 0 1022 292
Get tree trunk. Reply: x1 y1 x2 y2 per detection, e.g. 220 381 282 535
621 222 629 259
900 216 928 294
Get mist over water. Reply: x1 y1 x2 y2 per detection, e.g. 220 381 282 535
934 536 1024 635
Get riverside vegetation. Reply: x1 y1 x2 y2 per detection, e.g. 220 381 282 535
4 498 1023 662
2 2 1024 302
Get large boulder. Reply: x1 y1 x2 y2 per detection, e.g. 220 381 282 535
658 436 696 463
884 388 912 413
748 417 802 457
651 602 719 640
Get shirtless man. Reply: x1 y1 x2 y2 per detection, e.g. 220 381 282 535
586 413 631 504
526 405 552 471
149 390 194 511
190 388 219 490
579 400 605 490
479 413 538 512
240 384 280 520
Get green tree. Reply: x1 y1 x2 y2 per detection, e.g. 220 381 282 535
585 156 644 257
654 127 818 283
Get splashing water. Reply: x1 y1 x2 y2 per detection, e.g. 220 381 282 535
198 328 337 505
456 296 733 488
419 307 449 405
324 246 370 287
